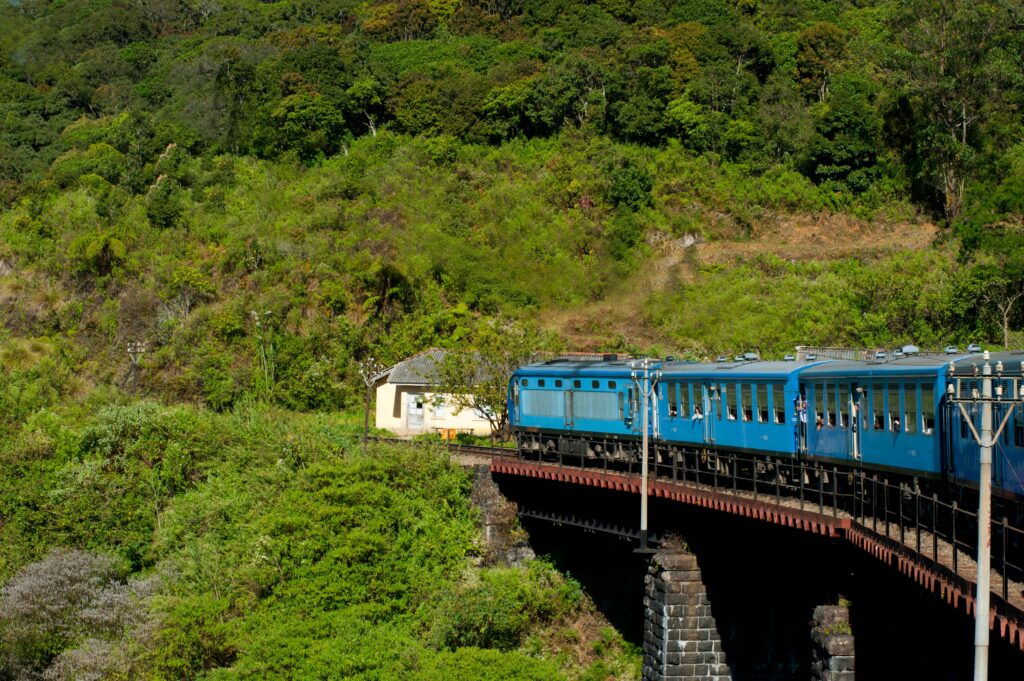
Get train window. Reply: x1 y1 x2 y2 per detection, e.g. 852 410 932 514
618 391 625 419
904 384 917 434
741 384 752 421
757 384 769 422
573 380 581 389
608 381 616 389
822 383 834 427
725 383 737 420
889 384 900 432
592 380 599 389
873 383 884 430
668 381 678 417
717 384 725 420
921 385 934 435
555 380 563 387
772 383 785 423
680 383 690 418
538 379 545 387
839 384 850 428
1015 410 1024 447
521 379 528 386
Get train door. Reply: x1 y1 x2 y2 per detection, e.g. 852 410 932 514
701 383 715 445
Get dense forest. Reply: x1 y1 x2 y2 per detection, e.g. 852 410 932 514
1 0 1023 677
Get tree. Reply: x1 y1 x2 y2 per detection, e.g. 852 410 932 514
890 0 1013 220
796 22 846 102
434 319 553 439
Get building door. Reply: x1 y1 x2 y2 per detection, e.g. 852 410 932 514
407 393 424 432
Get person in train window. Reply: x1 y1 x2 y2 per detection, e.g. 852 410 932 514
892 416 901 433
692 406 703 420
816 415 824 431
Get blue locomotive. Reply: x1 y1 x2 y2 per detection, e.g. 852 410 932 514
509 352 1024 504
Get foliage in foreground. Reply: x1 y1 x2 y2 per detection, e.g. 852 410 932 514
0 401 639 679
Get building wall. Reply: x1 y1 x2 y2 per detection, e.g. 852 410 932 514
375 383 492 437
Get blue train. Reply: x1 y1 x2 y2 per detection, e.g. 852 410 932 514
509 352 1024 504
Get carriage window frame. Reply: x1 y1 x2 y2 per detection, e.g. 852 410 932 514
667 381 679 417
822 382 834 427
904 383 918 435
757 384 769 423
889 384 900 432
725 382 737 420
592 380 600 389
772 383 785 424
680 382 690 418
839 383 850 428
921 384 935 435
741 384 753 422
872 383 884 430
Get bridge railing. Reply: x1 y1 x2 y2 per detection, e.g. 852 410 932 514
523 443 1024 609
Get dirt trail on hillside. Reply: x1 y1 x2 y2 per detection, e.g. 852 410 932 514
544 213 938 350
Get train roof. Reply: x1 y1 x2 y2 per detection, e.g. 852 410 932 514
515 359 641 376
951 350 1024 372
799 353 977 378
660 360 829 377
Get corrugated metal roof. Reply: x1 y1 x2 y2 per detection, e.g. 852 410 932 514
385 349 447 386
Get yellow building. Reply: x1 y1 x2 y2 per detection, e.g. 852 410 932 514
374 349 492 438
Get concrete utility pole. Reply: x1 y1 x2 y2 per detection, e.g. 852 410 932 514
947 351 1024 681
126 341 146 394
631 358 661 551
358 357 387 452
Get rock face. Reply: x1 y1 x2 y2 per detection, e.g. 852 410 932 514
642 549 732 681
810 605 855 681
470 465 534 566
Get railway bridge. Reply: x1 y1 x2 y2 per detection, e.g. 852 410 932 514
444 441 1024 680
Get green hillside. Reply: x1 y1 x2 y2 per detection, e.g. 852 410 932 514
1 0 1023 676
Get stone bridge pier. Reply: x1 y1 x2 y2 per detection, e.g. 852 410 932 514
643 548 732 681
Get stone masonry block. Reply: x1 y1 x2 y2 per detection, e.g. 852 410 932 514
655 552 698 571
823 635 854 657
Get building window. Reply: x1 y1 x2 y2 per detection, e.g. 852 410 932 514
433 399 446 418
